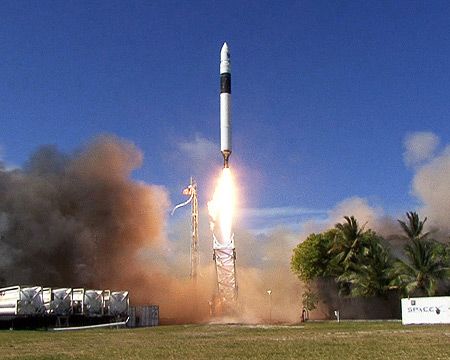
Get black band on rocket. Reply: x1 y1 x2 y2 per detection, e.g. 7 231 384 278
220 73 231 94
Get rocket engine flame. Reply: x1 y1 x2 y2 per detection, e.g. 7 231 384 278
208 168 235 247
208 167 239 312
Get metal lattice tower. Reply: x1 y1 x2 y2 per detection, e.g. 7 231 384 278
213 244 238 304
171 177 199 282
212 205 238 309
189 178 199 282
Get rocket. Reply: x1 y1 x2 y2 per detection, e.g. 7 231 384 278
220 42 232 168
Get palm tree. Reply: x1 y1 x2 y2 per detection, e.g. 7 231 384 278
393 238 448 296
397 211 429 241
338 234 395 297
330 216 367 270
393 212 449 296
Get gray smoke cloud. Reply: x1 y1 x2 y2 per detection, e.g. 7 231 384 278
298 197 381 237
0 136 233 323
0 135 170 292
398 131 450 236
412 144 450 236
229 227 300 323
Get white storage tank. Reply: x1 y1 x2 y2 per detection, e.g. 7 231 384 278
43 288 73 316
108 291 129 318
83 289 104 316
0 286 45 316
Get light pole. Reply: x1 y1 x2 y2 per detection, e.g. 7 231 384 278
267 289 272 323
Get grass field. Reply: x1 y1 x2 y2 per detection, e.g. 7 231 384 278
1 321 449 359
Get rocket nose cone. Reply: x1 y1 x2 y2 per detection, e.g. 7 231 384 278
221 42 230 60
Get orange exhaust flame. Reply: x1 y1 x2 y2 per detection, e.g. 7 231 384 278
208 168 235 245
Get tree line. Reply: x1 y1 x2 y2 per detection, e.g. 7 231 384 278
291 212 450 311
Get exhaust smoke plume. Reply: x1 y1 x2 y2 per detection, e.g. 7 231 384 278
235 228 302 323
0 136 215 322
412 145 450 235
0 136 165 286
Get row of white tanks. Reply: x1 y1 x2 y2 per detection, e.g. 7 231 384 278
0 285 129 318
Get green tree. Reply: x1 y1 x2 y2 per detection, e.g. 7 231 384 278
434 241 450 264
393 212 449 296
338 236 395 297
291 229 337 282
329 216 367 270
397 211 429 241
301 287 319 312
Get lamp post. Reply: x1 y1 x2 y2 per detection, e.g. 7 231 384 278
267 289 272 323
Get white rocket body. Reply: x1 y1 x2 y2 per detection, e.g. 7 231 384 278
220 42 232 168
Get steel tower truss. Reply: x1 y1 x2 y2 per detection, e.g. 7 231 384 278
213 234 237 304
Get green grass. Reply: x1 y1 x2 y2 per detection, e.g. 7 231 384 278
0 322 449 359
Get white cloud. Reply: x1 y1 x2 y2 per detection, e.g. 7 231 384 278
239 198 383 236
239 206 327 234
178 134 216 166
403 131 440 167
241 206 327 219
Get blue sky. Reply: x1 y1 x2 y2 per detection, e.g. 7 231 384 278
2 1 450 233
